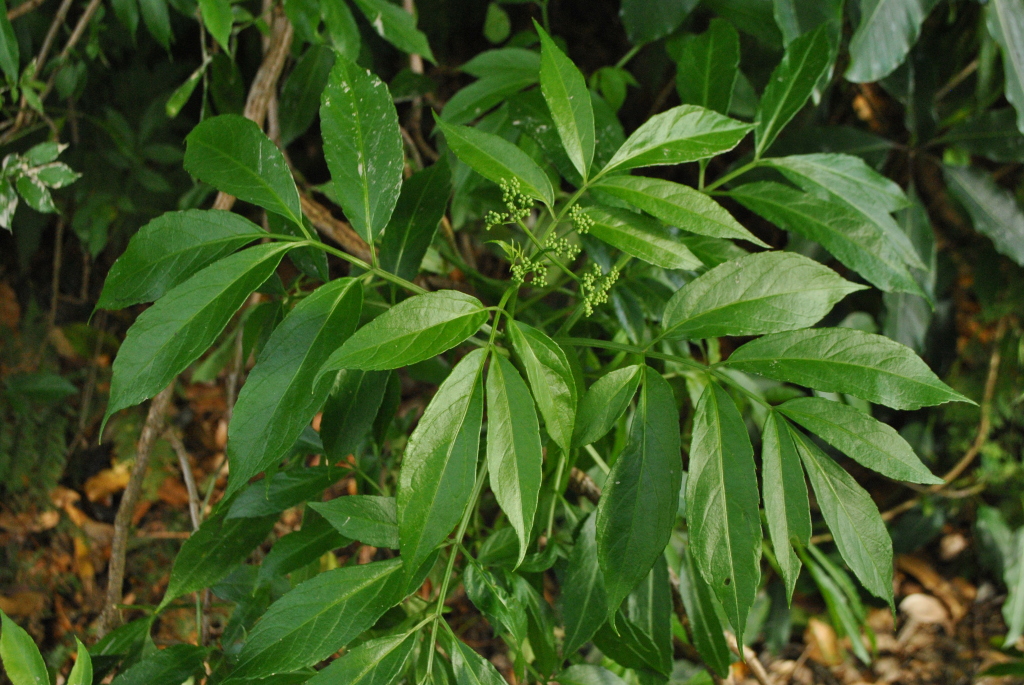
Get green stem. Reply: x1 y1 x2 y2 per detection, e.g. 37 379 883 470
517 219 580 284
701 160 760 193
614 44 642 70
488 287 516 346
545 449 567 541
270 235 428 295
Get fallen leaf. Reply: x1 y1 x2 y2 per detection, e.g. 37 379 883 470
896 554 967 622
84 462 132 503
0 591 46 616
805 617 842 666
157 475 191 508
0 281 20 329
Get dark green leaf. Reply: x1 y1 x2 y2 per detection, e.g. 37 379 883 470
397 349 486 588
462 48 540 79
508 320 577 453
446 634 507 685
619 0 695 45
846 0 942 83
661 251 864 340
754 25 834 156
257 510 350 585
572 364 641 448
486 352 544 566
351 0 435 62
939 108 1024 163
677 546 731 677
280 46 336 146
229 558 403 680
321 57 405 244
320 370 391 461
435 116 554 207
537 22 594 181
779 396 942 484
227 278 363 497
729 181 923 295
585 205 702 270
625 555 672 675
464 564 527 646
507 89 584 186
687 382 761 645
1004 531 1024 646
792 425 894 607
772 0 843 45
761 411 810 601
110 0 140 37
601 105 752 174
105 243 291 425
159 502 277 608
674 18 740 116
483 3 511 43
555 665 629 685
320 290 487 372
198 0 232 52
802 550 871 663
379 160 451 281
724 327 973 410
596 369 682 620
0 610 47 685
321 0 361 59
442 72 537 126
111 645 206 685
943 165 1024 268
593 175 766 245
184 116 302 226
0 0 18 83
309 495 400 548
227 466 339 518
591 609 666 676
138 0 171 49
304 630 417 685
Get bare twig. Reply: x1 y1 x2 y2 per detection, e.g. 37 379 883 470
96 382 175 637
7 0 47 22
934 58 978 103
567 466 601 505
165 429 201 531
47 218 64 331
300 194 373 262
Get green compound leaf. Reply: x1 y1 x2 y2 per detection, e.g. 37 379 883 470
508 320 577 453
320 370 391 462
661 251 864 340
537 21 595 182
105 243 292 426
556 664 629 685
96 210 264 311
723 327 973 410
351 0 435 62
379 159 452 281
944 164 1024 268
304 630 417 685
66 638 93 685
110 645 206 685
596 369 682 621
846 0 942 83
674 18 740 116
309 495 399 548
320 290 488 373
585 205 702 270
486 352 544 567
560 513 607 657
572 364 642 448
687 382 761 646
227 278 362 498
435 115 554 207
321 56 405 244
397 349 486 589
986 0 1024 136
592 175 766 246
197 0 232 52
602 104 752 174
778 396 943 484
678 545 731 678
257 510 350 586
761 410 810 602
184 115 302 227
0 610 48 685
446 632 507 685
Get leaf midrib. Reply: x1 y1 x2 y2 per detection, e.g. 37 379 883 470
190 138 300 225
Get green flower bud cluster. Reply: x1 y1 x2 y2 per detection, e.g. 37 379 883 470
485 177 533 230
569 204 594 234
580 263 619 316
511 258 548 287
545 233 580 261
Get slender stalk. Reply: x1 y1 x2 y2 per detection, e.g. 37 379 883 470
614 44 642 70
701 160 759 193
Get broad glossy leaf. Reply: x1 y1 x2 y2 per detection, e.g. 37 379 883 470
105 243 291 425
305 630 417 685
662 251 863 340
184 115 302 226
227 279 362 497
443 72 537 126
435 116 554 206
0 610 47 685
678 546 731 677
380 159 451 281
321 0 360 59
486 353 544 566
687 382 761 645
763 153 922 270
561 514 607 656
729 181 922 295
556 665 629 685
321 57 404 244
110 645 206 685
593 175 765 245
67 638 93 685
596 369 682 619
227 466 339 518
944 165 1024 268
309 495 399 548
447 634 506 685
754 26 833 157
463 47 540 79
846 0 942 83
508 320 577 453
397 349 486 587
761 411 810 601
939 108 1024 163
159 502 277 608
619 0 694 44
280 45 336 146
230 558 403 680
139 0 170 49
724 327 972 410
602 104 751 174
319 290 487 372
198 0 231 52
464 564 527 646
585 205 702 270
674 18 740 115
320 370 390 461
351 0 435 62
625 556 672 675
572 364 641 447
591 609 666 676
507 89 584 186
537 22 594 181
779 396 942 484
792 426 894 606
772 0 843 45
97 210 264 311
257 510 350 585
